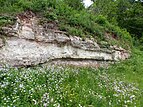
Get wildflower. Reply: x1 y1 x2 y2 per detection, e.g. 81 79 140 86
130 95 135 99
43 103 48 107
32 99 37 105
19 84 24 88
79 104 83 107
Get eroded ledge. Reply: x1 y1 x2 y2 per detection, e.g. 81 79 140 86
0 11 130 67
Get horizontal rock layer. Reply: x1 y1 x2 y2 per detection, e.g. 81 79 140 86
0 12 130 67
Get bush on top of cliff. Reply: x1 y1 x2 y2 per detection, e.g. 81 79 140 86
0 0 132 48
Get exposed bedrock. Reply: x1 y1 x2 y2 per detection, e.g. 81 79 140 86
0 12 130 67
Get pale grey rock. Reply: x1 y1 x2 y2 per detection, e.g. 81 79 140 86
0 13 130 67
20 25 35 40
0 38 114 66
0 38 4 48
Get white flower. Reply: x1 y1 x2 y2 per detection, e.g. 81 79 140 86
130 95 135 99
32 99 37 105
53 103 60 107
51 98 54 102
43 103 47 107
79 104 83 107
109 101 111 106
113 94 118 97
19 84 24 88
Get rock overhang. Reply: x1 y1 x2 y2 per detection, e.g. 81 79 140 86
0 11 130 67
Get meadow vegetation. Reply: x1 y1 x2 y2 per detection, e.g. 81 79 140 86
0 0 143 107
0 0 132 49
0 49 143 107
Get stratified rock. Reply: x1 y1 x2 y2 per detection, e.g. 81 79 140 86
0 11 130 67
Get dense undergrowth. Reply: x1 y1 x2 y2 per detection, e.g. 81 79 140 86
0 49 143 107
0 0 132 49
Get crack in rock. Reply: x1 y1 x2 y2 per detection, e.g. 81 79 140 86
0 11 130 67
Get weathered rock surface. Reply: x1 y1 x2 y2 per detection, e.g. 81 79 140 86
0 11 130 67
0 38 4 48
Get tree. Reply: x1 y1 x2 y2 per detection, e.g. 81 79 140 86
90 0 118 23
63 0 84 10
90 0 143 38
118 2 143 37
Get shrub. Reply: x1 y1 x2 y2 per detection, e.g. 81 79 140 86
44 11 57 21
63 0 84 10
94 15 108 25
0 16 15 26
0 0 133 48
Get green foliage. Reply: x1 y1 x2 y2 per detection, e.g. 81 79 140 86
94 15 108 25
44 11 58 21
0 0 58 14
63 0 84 10
1 49 143 107
107 48 143 106
16 0 33 11
91 0 118 24
118 2 143 38
0 1 142 106
0 1 142 107
0 0 133 47
90 0 143 40
31 0 57 12
56 5 131 45
0 16 15 26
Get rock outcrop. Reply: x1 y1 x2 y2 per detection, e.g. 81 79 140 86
0 38 4 48
0 11 130 67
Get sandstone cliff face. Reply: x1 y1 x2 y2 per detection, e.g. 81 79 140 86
0 12 130 67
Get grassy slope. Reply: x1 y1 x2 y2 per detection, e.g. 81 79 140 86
0 0 143 107
0 49 143 107
106 48 143 106
0 0 132 49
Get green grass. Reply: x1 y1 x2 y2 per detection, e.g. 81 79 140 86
0 0 132 49
0 49 143 107
0 1 142 106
